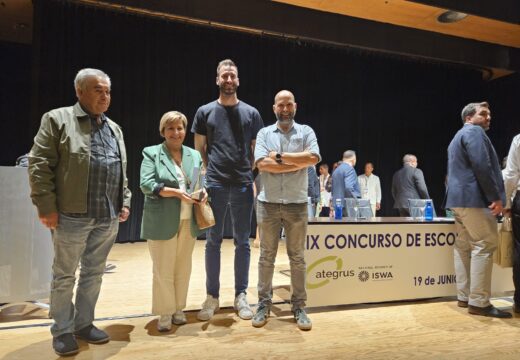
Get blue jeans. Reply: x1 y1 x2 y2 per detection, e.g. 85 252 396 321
256 201 308 311
205 184 254 298
50 213 119 337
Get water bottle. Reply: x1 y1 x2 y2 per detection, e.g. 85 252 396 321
424 200 433 221
334 198 343 220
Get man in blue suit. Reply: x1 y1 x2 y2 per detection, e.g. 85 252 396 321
445 101 511 318
331 150 361 215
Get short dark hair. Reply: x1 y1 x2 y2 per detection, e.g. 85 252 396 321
217 59 237 75
461 102 489 124
319 163 329 170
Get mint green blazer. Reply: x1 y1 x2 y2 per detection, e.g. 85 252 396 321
140 143 204 240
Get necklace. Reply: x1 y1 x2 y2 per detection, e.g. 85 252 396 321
171 152 182 167
167 146 182 165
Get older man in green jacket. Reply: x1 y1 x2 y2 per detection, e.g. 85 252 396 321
28 68 131 356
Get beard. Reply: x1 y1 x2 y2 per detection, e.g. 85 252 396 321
219 83 238 96
275 112 295 126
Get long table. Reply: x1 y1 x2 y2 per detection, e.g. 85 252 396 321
304 217 513 307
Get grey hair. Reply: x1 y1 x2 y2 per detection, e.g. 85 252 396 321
74 68 111 91
342 150 356 160
461 102 489 124
403 154 416 165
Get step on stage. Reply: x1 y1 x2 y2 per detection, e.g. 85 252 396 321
0 240 519 360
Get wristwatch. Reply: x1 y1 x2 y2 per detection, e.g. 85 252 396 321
275 152 283 164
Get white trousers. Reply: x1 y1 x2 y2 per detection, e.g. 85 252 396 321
370 204 377 217
452 208 498 307
148 220 196 315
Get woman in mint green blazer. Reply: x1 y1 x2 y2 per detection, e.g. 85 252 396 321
140 111 206 332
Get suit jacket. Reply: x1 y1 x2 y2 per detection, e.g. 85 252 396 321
331 162 361 207
140 143 204 240
445 124 505 208
307 167 320 204
391 164 430 209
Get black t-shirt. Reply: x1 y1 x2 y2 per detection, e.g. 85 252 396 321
191 100 264 185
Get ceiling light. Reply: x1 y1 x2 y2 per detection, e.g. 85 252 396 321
437 11 468 23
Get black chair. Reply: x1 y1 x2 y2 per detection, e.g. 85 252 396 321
407 199 436 218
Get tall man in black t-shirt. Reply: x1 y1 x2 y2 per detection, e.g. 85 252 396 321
192 59 264 321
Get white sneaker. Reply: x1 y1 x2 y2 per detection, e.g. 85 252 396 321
234 293 253 320
157 315 172 332
197 295 219 321
173 310 187 325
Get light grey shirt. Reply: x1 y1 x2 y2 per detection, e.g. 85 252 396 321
503 133 520 208
255 121 320 204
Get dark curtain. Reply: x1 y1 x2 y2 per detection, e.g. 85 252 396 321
31 0 510 242
0 42 33 166
484 73 520 161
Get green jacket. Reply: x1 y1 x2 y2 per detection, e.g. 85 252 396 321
140 143 204 240
28 103 131 216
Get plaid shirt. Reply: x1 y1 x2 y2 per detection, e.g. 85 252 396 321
66 114 122 218
87 114 122 218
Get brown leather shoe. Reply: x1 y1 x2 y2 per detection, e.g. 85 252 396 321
457 300 468 308
468 305 512 318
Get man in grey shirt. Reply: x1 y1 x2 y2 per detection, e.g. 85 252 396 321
252 90 320 330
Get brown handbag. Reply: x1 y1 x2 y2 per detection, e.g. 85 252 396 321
194 202 215 229
494 217 513 268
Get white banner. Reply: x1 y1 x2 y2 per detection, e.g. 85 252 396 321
304 223 513 307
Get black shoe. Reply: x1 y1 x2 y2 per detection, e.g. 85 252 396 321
457 300 468 308
513 304 520 314
52 333 79 356
468 305 512 318
74 324 110 344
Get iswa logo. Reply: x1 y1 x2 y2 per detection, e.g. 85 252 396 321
306 256 355 289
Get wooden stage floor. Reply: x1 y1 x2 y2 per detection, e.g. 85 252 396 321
1 240 520 359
